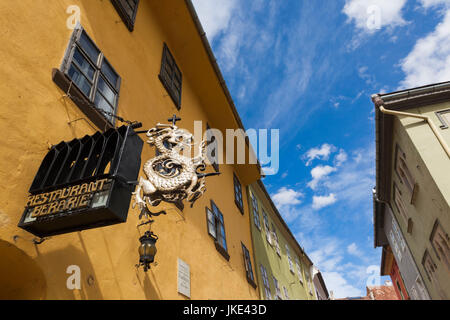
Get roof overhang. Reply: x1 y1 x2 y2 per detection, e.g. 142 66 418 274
372 81 450 248
146 0 262 185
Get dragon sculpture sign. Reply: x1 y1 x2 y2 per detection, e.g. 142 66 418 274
133 115 219 218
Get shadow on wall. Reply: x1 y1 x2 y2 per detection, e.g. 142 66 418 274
135 267 162 300
0 239 47 300
32 240 104 300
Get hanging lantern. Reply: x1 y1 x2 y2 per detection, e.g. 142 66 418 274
138 231 158 272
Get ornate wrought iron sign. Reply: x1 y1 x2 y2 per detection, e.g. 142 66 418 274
133 115 220 218
18 125 144 237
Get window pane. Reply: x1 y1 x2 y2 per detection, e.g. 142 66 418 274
217 225 227 251
79 31 100 64
94 92 114 122
97 77 116 106
68 64 92 97
72 48 95 80
101 59 119 88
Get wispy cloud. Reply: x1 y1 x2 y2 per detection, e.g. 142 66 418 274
304 144 337 166
343 0 408 33
308 165 337 190
191 0 238 41
312 194 338 210
399 4 450 89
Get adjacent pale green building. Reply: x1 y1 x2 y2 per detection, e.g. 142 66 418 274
373 82 450 300
247 180 319 300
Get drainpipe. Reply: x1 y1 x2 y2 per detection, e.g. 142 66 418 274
372 94 450 159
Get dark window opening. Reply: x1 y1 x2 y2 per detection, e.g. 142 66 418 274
242 243 257 288
233 173 244 214
110 0 139 32
159 43 182 110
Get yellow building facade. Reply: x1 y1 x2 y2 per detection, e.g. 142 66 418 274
0 0 261 300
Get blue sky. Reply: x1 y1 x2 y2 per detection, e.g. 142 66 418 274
192 0 450 298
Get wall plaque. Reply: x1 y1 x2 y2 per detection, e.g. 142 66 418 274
178 258 191 298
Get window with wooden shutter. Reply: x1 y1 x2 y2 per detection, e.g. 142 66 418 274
393 183 409 224
206 207 216 239
206 123 219 173
110 0 139 31
430 220 450 271
206 200 229 261
159 43 182 109
241 243 257 288
394 144 418 204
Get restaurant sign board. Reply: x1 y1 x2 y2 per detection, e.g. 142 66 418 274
18 125 143 237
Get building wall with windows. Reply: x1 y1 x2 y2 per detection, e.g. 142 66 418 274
392 105 450 300
247 181 317 300
0 0 261 300
373 85 450 300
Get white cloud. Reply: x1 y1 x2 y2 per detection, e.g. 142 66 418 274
343 0 408 32
272 187 304 207
399 9 450 89
304 144 337 166
322 272 364 298
191 0 238 41
419 0 450 8
347 242 364 258
312 194 337 210
334 149 348 167
308 165 337 190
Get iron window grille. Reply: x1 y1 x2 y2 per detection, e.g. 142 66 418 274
241 243 257 288
206 200 229 261
159 43 182 110
110 0 139 32
233 174 244 214
58 24 121 129
251 193 261 231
